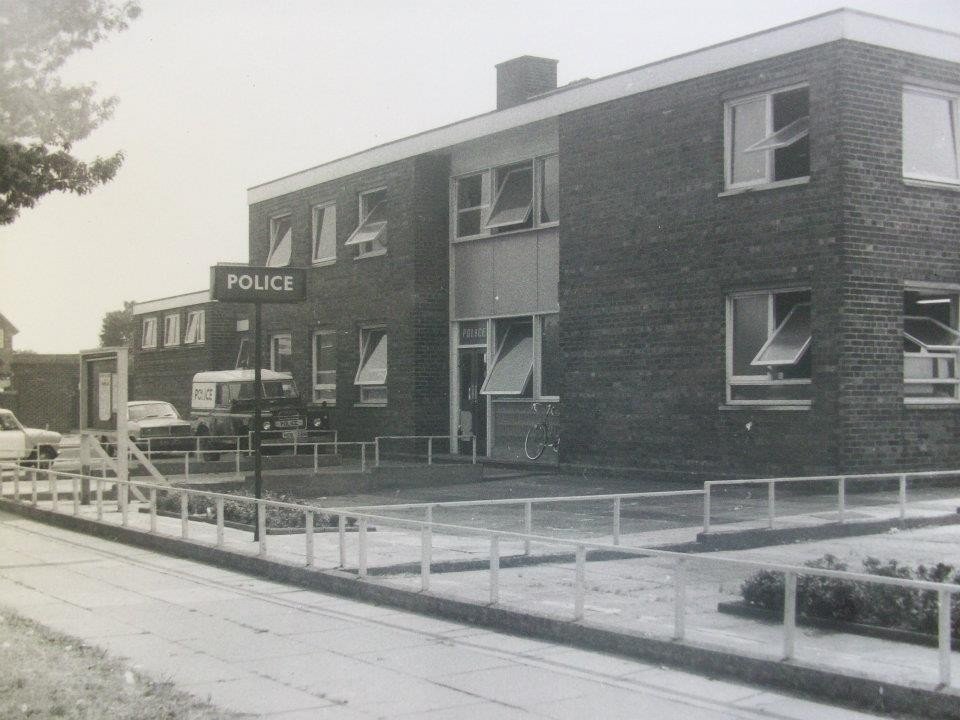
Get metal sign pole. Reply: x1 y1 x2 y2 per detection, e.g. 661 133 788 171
253 302 263 541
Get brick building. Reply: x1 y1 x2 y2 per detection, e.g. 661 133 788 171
9 354 79 432
138 10 960 478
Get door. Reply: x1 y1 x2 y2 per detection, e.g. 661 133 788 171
458 348 487 455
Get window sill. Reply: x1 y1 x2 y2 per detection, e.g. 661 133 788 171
451 224 558 245
718 176 809 197
719 403 811 411
354 250 387 261
353 402 387 408
902 177 960 192
904 400 960 409
312 258 336 268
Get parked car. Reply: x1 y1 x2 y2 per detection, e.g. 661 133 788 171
0 408 61 466
126 401 193 453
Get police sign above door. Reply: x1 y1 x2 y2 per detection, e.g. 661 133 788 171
210 265 307 303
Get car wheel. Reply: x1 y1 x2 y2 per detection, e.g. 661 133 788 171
39 446 57 470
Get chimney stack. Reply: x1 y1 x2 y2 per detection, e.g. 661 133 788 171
495 56 558 110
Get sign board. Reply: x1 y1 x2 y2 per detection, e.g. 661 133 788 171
459 320 487 346
211 265 306 304
98 373 112 422
192 382 216 410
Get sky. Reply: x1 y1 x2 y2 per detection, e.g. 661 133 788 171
1 0 959 353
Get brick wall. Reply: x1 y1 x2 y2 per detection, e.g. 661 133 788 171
10 354 79 432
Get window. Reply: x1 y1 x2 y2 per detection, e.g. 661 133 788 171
539 314 561 397
344 188 387 258
312 330 337 404
486 161 534 232
355 327 387 404
270 333 292 373
726 86 809 190
141 317 157 349
235 338 250 369
727 289 812 403
266 215 292 267
455 172 490 238
903 87 960 185
163 314 180 347
312 203 337 264
482 318 534 396
538 155 559 225
184 310 205 344
904 289 960 401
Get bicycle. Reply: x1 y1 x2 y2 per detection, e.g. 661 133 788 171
524 403 559 460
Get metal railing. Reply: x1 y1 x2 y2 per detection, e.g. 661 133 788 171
703 469 960 534
3 464 957 688
374 435 477 467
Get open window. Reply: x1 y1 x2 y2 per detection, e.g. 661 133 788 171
355 327 387 404
235 338 250 369
312 203 337 264
726 86 809 189
141 317 157 349
485 161 533 232
266 215 292 267
312 329 337 404
163 314 180 347
481 318 533 396
184 310 205 345
345 188 387 257
904 289 960 401
903 87 960 185
269 333 292 373
727 289 812 404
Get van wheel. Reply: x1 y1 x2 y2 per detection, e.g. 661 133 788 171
38 446 57 470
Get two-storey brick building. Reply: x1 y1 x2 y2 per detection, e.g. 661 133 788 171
136 10 960 478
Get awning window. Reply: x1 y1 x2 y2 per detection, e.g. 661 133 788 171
903 316 960 352
481 323 533 395
751 303 811 367
344 201 387 247
266 217 292 267
485 166 533 230
354 330 388 386
745 115 809 153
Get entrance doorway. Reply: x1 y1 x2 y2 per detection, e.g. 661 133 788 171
458 348 487 455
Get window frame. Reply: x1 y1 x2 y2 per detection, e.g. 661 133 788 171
902 85 960 187
266 214 293 267
163 313 180 348
354 326 388 405
479 313 560 401
903 286 960 404
269 332 292 373
454 171 491 240
345 187 387 259
312 328 337 405
723 84 810 192
725 288 812 406
141 317 158 350
311 201 337 265
183 310 205 345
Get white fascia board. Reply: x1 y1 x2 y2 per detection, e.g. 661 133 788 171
133 290 210 316
248 9 960 206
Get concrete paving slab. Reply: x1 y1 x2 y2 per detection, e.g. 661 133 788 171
291 624 436 656
389 702 546 720
187 675 334 716
438 664 599 706
177 623 318 663
354 641 514 678
536 686 751 720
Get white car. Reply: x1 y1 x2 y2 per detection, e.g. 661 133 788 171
0 408 62 466
126 401 193 452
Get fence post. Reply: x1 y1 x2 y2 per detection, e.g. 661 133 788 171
185 452 190 481
13 464 21 502
574 544 586 620
181 492 189 539
899 475 907 521
216 497 224 547
489 535 500 605
149 487 157 533
338 514 347 568
837 477 845 524
703 484 712 534
421 522 432 592
767 481 776 529
31 469 37 506
783 571 797 660
472 435 477 465
673 557 686 640
940 589 952 687
257 500 267 556
523 501 532 556
313 444 318 473
427 437 433 466
358 517 368 578
374 438 380 468
120 483 128 526
72 476 79 515
361 444 367 473
95 478 103 520
305 510 315 567
235 438 241 477
51 472 59 513
613 497 621 546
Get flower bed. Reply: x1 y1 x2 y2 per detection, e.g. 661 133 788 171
154 490 351 530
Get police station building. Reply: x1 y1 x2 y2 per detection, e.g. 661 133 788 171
133 10 960 479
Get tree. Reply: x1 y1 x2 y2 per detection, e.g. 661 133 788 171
99 300 136 347
0 0 140 224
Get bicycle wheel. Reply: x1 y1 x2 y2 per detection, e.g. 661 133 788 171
524 423 547 460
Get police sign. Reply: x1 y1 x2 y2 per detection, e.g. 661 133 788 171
210 265 306 303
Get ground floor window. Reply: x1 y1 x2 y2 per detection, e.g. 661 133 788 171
480 314 560 400
904 288 960 402
355 327 387 405
235 337 250 369
727 288 811 404
270 333 292 373
313 329 337 404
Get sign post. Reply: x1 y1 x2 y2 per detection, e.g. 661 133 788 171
211 265 306 541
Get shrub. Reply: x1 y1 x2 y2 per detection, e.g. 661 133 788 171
154 489 341 529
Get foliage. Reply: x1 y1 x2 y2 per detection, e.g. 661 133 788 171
741 554 960 639
156 489 344 529
99 299 136 347
0 0 141 223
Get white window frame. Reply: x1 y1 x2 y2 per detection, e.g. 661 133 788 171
345 188 387 259
355 326 388 405
726 288 812 406
235 337 250 369
266 214 292 267
312 329 337 405
537 154 560 227
163 314 180 348
903 286 960 404
311 201 337 265
269 333 292 373
724 84 810 191
184 310 205 345
902 86 960 187
454 171 490 239
141 317 157 349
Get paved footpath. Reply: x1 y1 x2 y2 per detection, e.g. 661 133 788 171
0 511 888 720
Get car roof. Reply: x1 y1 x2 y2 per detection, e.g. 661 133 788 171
192 369 293 383
128 400 175 406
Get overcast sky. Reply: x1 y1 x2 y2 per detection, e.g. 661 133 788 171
2 0 959 352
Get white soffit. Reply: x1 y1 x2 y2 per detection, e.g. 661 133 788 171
134 291 210 316
248 9 960 205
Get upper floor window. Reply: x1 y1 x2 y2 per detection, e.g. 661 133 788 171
266 215 292 267
727 288 811 404
184 310 205 345
904 288 960 402
903 87 960 186
313 329 337 405
455 172 490 238
141 317 157 349
345 188 387 258
312 202 337 264
163 314 180 347
270 333 292 373
725 86 809 190
355 327 387 404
